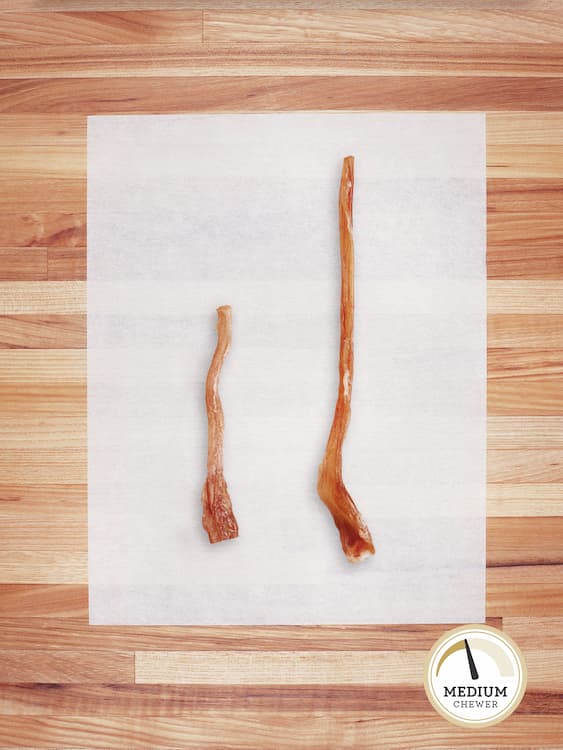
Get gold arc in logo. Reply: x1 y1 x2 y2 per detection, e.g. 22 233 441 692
435 637 515 677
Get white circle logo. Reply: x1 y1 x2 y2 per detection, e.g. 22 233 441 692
424 624 527 728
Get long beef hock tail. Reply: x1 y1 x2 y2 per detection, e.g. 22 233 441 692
202 305 239 543
317 156 375 563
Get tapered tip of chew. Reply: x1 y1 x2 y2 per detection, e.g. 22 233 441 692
347 543 375 563
216 305 231 315
342 155 354 175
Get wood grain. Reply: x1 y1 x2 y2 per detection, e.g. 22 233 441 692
487 518 563 566
488 113 563 143
0 214 85 248
3 42 563 79
0 584 88 618
0 315 85 348
0 283 84 314
0 650 134 682
0 178 84 211
0 550 87 584
0 713 562 749
203 10 563 44
0 11 202 45
488 418 563 448
504 617 563 648
488 315 563 348
0 619 500 652
0 249 47 280
135 650 426 685
488 484 563 516
47 247 86 280
0 683 436 714
1 0 562 8
0 5 561 749
488 178 563 213
2 76 563 114
487 565 563 616
488 283 563 313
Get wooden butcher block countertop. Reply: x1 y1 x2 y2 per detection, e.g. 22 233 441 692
0 4 562 748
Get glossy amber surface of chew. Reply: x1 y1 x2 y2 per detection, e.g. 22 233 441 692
317 156 375 563
202 305 239 543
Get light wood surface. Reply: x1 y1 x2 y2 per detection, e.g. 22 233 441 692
0 4 562 748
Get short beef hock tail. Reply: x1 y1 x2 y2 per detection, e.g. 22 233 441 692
317 157 375 563
202 305 239 543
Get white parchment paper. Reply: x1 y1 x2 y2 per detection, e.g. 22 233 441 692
88 113 486 624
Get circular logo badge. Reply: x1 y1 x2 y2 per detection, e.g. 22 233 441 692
424 624 527 728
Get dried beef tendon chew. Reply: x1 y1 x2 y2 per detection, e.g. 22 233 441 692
202 305 239 543
317 156 375 563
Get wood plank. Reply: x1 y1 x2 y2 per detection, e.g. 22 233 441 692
0 584 88 618
488 379 563 416
0 283 84 314
488 450 563 483
487 518 563 566
0 213 85 248
488 315 563 348
488 418 563 449
0 11 201 45
488 113 563 144
0 684 427 714
0 145 84 178
135 650 425 685
488 283 563 313
490 354 561 403
487 564 563 616
0 384 85 418
504 617 563 648
137 647 563 691
1 523 85 551
0 447 85 482
0 713 560 749
0 550 86 583
118 647 563 688
204 10 563 44
488 179 563 214
1 682 553 716
488 145 563 178
0 413 84 447
0 619 501 652
0 315 85 348
0 113 84 145
0 178 84 212
47 247 85 280
0 650 134 682
1 76 563 114
525 650 563 689
0 0 560 8
0 484 86 523
0 350 84 383
0 248 47 280
488 484 563 516
488 349 563 379
2 42 563 79
487 247 563 280
489 211 563 249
